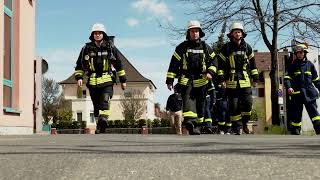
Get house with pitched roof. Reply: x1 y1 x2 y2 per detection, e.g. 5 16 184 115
252 50 288 133
60 39 157 130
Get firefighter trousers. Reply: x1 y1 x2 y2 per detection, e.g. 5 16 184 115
88 85 113 132
227 88 253 132
180 82 206 131
216 98 231 133
289 94 320 134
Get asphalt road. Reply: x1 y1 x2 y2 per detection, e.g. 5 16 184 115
0 134 319 180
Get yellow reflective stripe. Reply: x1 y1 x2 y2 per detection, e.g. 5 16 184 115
219 53 226 61
251 69 258 75
75 70 84 76
89 73 112 85
208 66 217 73
90 58 95 71
304 71 311 75
291 122 301 127
204 118 212 122
198 117 204 123
294 71 301 75
210 52 216 58
183 111 197 118
218 122 225 126
229 55 235 68
239 80 251 88
173 51 181 61
218 70 224 76
226 123 232 127
226 81 237 88
241 111 252 116
292 91 300 94
99 109 111 116
117 70 126 76
167 72 176 78
312 116 320 121
207 87 214 91
193 77 208 87
230 114 242 121
179 77 189 85
248 53 254 60
103 59 108 71
312 77 320 81
284 76 292 80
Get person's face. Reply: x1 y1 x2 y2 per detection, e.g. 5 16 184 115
296 51 305 60
93 31 103 41
231 29 242 41
189 28 200 41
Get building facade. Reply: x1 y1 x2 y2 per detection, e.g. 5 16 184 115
0 0 36 134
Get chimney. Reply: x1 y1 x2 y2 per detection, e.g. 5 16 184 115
253 49 258 52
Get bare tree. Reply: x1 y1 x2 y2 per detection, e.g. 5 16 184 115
173 0 320 125
120 89 147 120
42 77 60 123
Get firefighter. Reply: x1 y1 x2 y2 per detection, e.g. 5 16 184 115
216 22 259 135
203 80 216 134
215 84 231 135
74 23 127 134
284 44 320 135
166 20 217 135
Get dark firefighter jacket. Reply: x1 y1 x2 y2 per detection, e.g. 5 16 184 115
166 40 217 87
284 58 320 102
217 40 259 88
74 40 126 87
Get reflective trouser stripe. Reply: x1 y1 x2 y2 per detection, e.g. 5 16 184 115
291 122 301 127
218 122 225 126
204 118 212 122
231 114 242 121
312 116 320 121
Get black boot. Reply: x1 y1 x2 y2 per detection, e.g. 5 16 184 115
193 126 201 135
185 121 195 135
291 128 300 135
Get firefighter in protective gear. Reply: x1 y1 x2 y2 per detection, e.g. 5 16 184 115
75 23 126 134
166 20 217 135
284 44 320 135
215 84 231 134
216 22 259 135
203 81 216 134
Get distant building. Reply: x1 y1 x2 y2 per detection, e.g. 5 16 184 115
60 39 157 130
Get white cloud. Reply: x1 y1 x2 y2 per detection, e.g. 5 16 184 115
126 18 140 27
40 48 78 82
132 0 173 22
116 37 168 49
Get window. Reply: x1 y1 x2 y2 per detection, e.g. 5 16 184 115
258 88 265 97
77 112 82 122
3 0 14 110
90 113 95 123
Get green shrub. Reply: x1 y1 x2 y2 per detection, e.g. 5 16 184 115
265 125 286 134
114 120 122 128
129 119 136 128
137 119 147 127
80 121 87 129
146 119 152 128
161 118 171 127
108 120 114 128
152 119 161 127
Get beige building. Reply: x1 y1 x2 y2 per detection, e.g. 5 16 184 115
0 0 37 134
253 50 288 133
60 42 156 130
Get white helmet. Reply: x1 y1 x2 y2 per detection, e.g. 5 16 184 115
294 44 309 53
186 20 205 39
227 22 247 38
89 23 108 41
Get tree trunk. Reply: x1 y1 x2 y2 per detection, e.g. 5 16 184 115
270 51 280 125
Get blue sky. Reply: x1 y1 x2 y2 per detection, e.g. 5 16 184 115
36 0 199 108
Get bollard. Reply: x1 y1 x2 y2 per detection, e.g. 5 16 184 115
51 128 57 135
84 128 91 134
182 126 189 135
141 126 148 135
